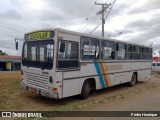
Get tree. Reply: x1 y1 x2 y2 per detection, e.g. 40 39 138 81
0 50 6 55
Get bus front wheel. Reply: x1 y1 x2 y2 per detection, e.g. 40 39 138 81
80 80 91 99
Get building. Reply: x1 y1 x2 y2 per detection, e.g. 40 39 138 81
0 55 21 71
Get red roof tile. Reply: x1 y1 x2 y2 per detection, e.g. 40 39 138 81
0 55 21 60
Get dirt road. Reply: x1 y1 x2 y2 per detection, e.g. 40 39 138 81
0 71 160 120
85 72 160 111
52 72 160 120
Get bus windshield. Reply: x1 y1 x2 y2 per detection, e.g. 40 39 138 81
22 40 54 69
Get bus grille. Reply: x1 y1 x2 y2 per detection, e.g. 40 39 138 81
25 72 48 90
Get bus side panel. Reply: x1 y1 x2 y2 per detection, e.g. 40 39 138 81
62 75 113 98
138 69 151 81
103 62 131 86
112 61 151 84
62 76 103 98
62 62 116 98
80 62 115 89
62 78 82 98
62 63 102 98
54 72 63 98
136 62 152 81
114 72 132 85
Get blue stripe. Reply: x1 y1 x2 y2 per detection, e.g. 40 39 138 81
93 60 105 88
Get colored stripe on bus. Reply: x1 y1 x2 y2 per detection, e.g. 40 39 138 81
99 62 110 87
104 64 111 86
93 60 105 88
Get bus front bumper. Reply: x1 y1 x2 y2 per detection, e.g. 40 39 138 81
21 83 59 99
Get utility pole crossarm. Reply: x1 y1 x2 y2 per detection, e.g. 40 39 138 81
95 2 108 5
95 2 110 14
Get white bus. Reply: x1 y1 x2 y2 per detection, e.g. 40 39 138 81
21 28 152 99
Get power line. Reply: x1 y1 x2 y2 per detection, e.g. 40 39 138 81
89 20 102 35
104 0 116 21
89 0 139 36
76 0 98 31
105 0 140 30
89 0 116 35
110 0 134 14
78 0 113 33
108 0 139 18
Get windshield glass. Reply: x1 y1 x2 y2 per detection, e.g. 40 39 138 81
22 40 54 69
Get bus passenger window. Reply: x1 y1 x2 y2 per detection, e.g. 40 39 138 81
148 48 152 60
81 37 99 60
127 44 133 60
116 43 127 60
133 46 141 60
101 40 115 60
58 40 79 69
141 47 147 60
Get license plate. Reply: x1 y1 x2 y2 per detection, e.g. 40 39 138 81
30 88 36 93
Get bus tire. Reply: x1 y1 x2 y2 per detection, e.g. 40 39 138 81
128 73 137 86
80 80 91 99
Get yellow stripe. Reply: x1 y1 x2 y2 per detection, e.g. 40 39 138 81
104 64 111 86
99 62 110 87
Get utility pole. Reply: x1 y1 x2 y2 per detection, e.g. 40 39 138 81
95 2 110 37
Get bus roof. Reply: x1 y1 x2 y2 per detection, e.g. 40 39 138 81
24 28 151 48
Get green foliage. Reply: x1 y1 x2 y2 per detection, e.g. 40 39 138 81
0 50 6 55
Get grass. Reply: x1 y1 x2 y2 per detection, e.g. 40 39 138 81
0 72 85 111
0 72 159 112
0 72 21 110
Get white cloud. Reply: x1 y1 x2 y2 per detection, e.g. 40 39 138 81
0 0 159 55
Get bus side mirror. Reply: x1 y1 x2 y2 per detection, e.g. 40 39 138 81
16 41 18 50
60 41 65 52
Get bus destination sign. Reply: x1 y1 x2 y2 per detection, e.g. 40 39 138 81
25 31 54 41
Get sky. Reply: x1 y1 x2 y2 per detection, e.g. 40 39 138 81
0 0 160 56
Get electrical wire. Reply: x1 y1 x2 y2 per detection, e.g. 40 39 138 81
76 0 98 31
89 0 116 34
108 0 139 18
89 0 139 35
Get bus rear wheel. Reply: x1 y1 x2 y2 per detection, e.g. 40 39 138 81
80 80 91 99
128 73 137 86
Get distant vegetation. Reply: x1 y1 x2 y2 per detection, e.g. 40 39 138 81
0 50 7 55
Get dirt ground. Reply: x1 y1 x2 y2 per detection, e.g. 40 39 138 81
0 71 160 120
